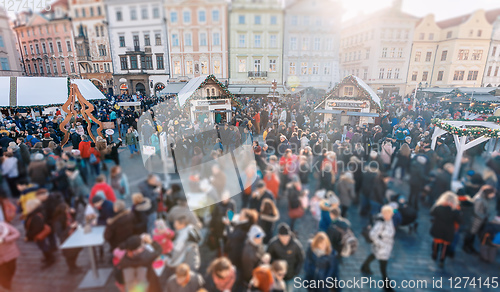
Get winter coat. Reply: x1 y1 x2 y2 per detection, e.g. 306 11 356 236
78 141 92 159
67 170 89 199
125 132 137 146
0 222 21 265
380 142 394 165
225 221 252 270
24 207 46 241
165 272 204 292
2 156 18 178
104 210 135 250
430 205 462 243
267 235 305 281
337 178 356 207
430 170 452 202
167 205 202 231
96 200 115 226
138 181 158 213
132 198 152 235
241 239 265 283
369 175 387 205
27 160 50 185
409 159 428 187
361 168 378 197
369 219 395 260
204 266 237 292
89 182 116 204
117 241 162 292
303 247 339 292
168 225 200 271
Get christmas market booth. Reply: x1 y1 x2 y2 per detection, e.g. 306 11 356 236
177 75 242 124
315 75 381 127
422 87 500 114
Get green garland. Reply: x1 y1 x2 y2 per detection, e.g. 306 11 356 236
321 75 381 112
467 106 494 114
432 118 500 138
487 116 500 123
177 75 242 112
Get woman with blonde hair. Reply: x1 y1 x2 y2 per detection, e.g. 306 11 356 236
430 191 462 268
304 232 339 292
361 205 396 291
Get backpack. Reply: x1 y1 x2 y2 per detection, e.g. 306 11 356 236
336 226 359 257
89 153 98 164
1 198 17 223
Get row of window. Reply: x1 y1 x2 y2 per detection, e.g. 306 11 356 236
26 60 75 75
172 60 222 75
23 40 72 56
378 68 401 80
486 65 500 77
237 59 278 73
413 49 483 63
289 15 325 27
74 6 103 18
92 63 111 73
169 9 220 24
119 34 162 48
343 69 368 80
288 62 332 76
410 70 479 82
341 49 370 62
237 34 279 49
380 48 404 59
119 55 164 70
19 24 68 38
237 14 278 25
171 32 221 47
116 6 161 21
289 37 334 51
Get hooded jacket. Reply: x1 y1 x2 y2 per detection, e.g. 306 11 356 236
267 235 305 281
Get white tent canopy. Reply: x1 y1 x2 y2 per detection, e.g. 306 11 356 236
352 75 381 108
0 77 106 107
432 120 500 181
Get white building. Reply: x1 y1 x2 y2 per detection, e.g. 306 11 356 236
483 9 500 87
105 0 170 96
339 0 418 98
0 8 23 76
283 0 341 91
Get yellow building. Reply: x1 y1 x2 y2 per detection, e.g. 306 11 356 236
405 9 500 95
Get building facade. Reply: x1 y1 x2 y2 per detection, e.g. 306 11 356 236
105 0 170 96
13 0 80 78
283 0 341 91
69 0 113 94
405 9 498 95
482 10 500 87
340 0 418 98
228 0 284 86
165 0 228 82
0 8 23 76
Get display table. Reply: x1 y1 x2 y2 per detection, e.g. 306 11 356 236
61 226 112 289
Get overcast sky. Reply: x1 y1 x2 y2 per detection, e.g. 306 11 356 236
342 0 500 21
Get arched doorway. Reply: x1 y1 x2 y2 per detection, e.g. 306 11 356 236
91 79 104 92
135 82 146 95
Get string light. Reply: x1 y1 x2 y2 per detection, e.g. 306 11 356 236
432 118 500 138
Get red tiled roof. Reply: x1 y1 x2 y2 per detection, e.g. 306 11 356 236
485 8 500 24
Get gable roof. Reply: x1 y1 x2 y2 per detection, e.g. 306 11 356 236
176 75 242 111
319 75 381 110
437 8 500 29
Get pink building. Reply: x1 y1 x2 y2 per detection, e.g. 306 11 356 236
13 0 79 78
165 0 229 81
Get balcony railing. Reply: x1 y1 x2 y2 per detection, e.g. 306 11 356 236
248 71 268 78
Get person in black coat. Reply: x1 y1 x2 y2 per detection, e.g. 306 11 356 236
104 200 135 251
428 163 454 205
369 173 390 218
409 155 429 210
225 209 258 271
207 198 236 254
267 223 305 283
430 192 462 268
24 198 56 269
131 193 152 235
92 196 115 226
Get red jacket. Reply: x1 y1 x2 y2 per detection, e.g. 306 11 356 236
89 182 116 204
79 141 92 159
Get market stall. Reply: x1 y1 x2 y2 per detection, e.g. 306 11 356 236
177 75 242 124
315 75 380 127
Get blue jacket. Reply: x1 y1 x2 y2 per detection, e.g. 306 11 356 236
304 246 340 292
97 200 115 226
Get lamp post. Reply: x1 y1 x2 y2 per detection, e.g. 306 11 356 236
271 79 277 100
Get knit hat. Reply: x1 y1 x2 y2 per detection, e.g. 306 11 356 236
416 155 427 165
278 223 291 235
92 196 104 204
124 235 142 251
247 225 265 240
33 153 44 161
44 133 51 138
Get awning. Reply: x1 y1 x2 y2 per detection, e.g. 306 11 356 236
120 84 128 90
315 109 342 114
228 85 289 95
158 82 187 96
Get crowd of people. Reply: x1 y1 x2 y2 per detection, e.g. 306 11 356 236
0 91 499 292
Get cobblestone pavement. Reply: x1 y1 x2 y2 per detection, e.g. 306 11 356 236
7 144 500 292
